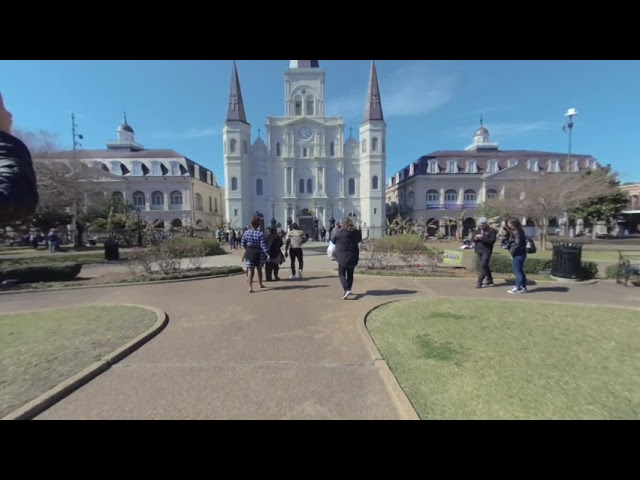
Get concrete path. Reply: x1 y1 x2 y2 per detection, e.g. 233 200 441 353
2 254 638 420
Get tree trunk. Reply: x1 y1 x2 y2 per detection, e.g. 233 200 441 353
539 218 548 250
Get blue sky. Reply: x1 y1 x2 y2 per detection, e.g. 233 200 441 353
2 59 639 184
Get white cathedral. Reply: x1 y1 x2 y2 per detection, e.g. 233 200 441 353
223 60 386 239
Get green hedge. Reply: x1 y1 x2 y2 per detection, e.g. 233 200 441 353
0 262 82 283
472 255 598 280
173 237 224 256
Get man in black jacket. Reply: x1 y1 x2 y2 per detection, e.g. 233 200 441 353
0 93 39 224
473 217 497 288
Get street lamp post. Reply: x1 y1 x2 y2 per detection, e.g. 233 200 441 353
271 202 276 230
286 203 292 230
329 202 335 229
136 207 142 247
564 108 578 237
563 108 578 169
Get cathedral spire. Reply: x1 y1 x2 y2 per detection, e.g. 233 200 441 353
363 60 384 123
226 61 248 124
289 60 320 69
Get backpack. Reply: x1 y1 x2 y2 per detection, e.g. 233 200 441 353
525 237 537 254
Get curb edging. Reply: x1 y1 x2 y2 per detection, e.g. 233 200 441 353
359 300 421 421
1 304 169 421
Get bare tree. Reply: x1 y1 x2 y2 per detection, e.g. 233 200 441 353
485 170 620 249
9 127 103 236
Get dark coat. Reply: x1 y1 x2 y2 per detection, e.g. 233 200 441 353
0 131 38 223
265 233 283 258
507 227 527 257
473 226 497 254
331 228 362 268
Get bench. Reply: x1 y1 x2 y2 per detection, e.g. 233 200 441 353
616 251 640 286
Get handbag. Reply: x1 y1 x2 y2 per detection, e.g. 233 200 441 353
327 242 337 261
278 251 286 265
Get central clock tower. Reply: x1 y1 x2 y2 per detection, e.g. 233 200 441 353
223 60 386 239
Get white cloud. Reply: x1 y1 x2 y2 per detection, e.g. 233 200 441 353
326 61 455 120
455 121 557 139
151 127 219 140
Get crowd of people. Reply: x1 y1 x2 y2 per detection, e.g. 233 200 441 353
238 215 361 298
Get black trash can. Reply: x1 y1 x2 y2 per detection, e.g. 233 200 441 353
104 239 120 261
551 241 583 279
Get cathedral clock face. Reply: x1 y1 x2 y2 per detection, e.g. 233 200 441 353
298 127 313 141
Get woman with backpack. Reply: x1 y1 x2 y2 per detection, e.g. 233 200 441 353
506 218 528 294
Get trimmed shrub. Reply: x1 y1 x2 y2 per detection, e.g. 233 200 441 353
369 234 430 254
606 264 623 279
0 262 82 283
173 237 224 256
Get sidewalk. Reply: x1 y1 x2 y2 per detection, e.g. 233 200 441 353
2 259 637 420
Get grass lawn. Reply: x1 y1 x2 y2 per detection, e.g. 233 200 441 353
0 306 157 418
367 298 640 420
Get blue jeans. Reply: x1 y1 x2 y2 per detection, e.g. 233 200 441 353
512 255 527 289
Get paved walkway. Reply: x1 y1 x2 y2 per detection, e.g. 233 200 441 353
2 255 638 420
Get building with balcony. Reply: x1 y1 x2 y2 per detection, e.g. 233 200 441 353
38 116 225 229
386 120 598 237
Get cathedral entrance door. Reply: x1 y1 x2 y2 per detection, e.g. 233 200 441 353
298 216 314 240
297 209 315 240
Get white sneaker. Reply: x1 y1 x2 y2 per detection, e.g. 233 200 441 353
290 274 297 279
298 270 303 278
343 290 351 299
507 287 520 294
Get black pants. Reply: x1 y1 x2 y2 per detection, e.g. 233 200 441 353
338 265 355 292
476 251 494 285
289 248 303 275
265 260 280 281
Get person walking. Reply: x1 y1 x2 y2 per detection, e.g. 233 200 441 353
285 222 308 279
506 217 528 294
265 227 284 282
330 217 362 299
473 217 497 288
241 216 270 293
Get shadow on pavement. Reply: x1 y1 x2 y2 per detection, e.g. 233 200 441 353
363 289 418 297
269 285 330 291
526 286 570 293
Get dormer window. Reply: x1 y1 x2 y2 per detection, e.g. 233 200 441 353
132 162 142 176
151 162 162 176
466 160 478 173
110 161 120 175
428 161 438 174
487 160 498 174
527 159 539 172
447 160 457 173
549 160 560 172
171 162 181 176
508 159 518 168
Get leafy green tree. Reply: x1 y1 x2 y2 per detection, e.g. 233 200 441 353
570 165 629 238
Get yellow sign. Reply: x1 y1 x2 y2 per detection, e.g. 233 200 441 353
442 249 464 266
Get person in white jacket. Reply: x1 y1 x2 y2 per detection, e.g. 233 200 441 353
285 223 308 279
